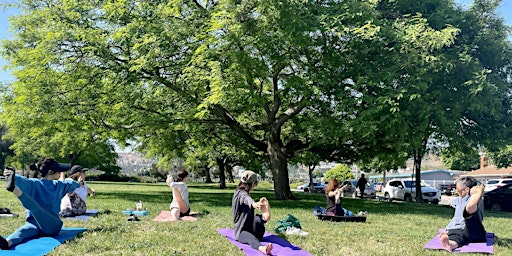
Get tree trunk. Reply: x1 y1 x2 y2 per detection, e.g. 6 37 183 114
308 163 315 193
216 157 227 189
204 164 213 183
413 150 424 203
226 164 234 183
268 132 294 200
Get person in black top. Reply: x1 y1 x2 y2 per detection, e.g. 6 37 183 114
325 178 349 216
357 174 368 199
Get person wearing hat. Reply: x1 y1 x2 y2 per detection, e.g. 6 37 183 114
1 158 79 250
59 165 95 217
232 170 272 255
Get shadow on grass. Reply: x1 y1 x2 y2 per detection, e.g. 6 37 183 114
96 182 448 216
88 182 511 220
495 236 512 249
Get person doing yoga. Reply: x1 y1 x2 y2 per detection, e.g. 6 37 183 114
166 169 191 220
232 170 272 255
440 176 486 252
1 158 79 250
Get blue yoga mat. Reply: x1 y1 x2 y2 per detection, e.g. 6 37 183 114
0 227 87 256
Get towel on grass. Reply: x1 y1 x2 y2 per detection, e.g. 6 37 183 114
152 210 198 222
218 228 311 256
424 229 494 254
0 227 87 256
64 209 99 221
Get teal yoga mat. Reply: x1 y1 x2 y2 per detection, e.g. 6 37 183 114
0 227 87 256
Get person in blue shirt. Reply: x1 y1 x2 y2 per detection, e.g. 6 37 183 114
0 158 80 250
440 176 486 252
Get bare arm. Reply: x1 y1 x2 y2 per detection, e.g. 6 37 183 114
87 185 95 196
466 185 484 215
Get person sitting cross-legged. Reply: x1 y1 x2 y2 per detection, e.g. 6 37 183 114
440 176 486 252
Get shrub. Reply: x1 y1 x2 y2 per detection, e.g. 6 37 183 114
325 164 353 181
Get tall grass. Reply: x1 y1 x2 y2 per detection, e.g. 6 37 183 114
1 181 511 255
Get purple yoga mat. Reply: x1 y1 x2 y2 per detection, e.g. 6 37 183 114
218 228 311 256
424 229 494 254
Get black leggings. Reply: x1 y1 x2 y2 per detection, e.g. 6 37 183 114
238 214 266 250
448 210 486 246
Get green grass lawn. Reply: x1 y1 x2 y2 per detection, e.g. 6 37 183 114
1 181 511 255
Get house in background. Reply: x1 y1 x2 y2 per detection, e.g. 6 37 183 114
459 166 512 182
369 169 465 188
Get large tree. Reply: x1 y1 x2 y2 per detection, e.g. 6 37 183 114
357 0 512 201
0 0 367 199
2 0 510 200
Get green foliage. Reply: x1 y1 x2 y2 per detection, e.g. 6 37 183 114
488 146 512 168
0 125 15 170
325 164 353 181
440 148 481 171
1 0 510 200
312 169 324 179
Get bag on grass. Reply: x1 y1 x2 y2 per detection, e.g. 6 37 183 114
275 214 302 233
0 208 12 214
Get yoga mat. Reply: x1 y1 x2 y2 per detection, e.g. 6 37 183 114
424 229 494 254
0 227 87 256
152 210 198 222
64 209 99 221
218 228 311 256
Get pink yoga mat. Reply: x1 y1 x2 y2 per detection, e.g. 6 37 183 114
424 229 494 254
152 210 198 222
218 228 311 256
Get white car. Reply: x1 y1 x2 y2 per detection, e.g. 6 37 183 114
383 178 441 204
484 178 512 192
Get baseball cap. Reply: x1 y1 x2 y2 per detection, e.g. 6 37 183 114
240 170 258 184
69 165 88 175
39 158 72 176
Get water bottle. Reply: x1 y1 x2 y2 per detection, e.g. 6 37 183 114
136 201 142 211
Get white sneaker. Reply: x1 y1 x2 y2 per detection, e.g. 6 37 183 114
356 211 368 216
285 227 309 236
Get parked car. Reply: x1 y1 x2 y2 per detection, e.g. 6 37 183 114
438 182 456 195
383 178 441 204
484 178 512 192
341 180 376 198
484 183 512 212
372 182 384 192
297 182 325 193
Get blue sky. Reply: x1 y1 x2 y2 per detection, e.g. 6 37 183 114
0 0 511 83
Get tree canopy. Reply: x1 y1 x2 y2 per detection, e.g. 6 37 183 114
1 0 511 200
